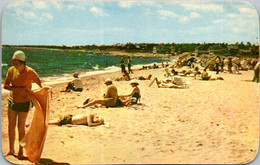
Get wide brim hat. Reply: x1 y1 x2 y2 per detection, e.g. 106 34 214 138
104 78 112 84
73 72 79 77
130 80 139 85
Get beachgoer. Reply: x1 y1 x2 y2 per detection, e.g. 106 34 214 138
228 57 233 74
119 80 141 106
200 69 211 80
127 56 133 74
196 69 224 81
62 72 83 92
215 56 221 74
49 113 104 127
77 79 121 108
241 58 248 70
120 57 126 73
252 60 260 83
150 77 187 89
4 50 42 159
165 62 169 67
137 74 152 80
114 70 131 81
220 58 225 72
193 66 201 77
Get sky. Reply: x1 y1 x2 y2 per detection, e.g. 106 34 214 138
1 0 259 46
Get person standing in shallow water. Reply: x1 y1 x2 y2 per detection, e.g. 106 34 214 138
120 57 126 73
4 50 42 159
127 56 133 74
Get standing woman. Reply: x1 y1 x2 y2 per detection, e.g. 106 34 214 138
4 50 42 159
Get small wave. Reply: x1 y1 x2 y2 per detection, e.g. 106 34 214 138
92 65 99 70
1 63 8 67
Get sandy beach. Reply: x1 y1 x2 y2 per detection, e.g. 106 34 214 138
1 64 259 164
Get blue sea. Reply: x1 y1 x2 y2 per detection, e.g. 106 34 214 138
1 46 168 82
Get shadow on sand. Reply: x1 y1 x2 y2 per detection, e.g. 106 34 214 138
38 158 70 165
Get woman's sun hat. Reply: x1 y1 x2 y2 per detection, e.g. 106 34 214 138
104 78 112 84
12 50 26 61
130 79 139 85
73 72 79 77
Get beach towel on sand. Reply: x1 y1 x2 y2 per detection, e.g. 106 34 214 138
20 87 51 164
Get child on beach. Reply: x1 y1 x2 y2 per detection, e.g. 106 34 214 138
62 72 83 92
119 80 141 106
49 113 104 127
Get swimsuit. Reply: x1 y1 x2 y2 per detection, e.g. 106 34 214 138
8 100 31 112
131 92 140 104
58 115 73 126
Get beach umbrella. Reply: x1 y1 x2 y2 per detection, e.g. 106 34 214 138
179 52 191 59
205 56 217 69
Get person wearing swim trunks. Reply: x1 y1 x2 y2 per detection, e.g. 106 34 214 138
49 113 104 127
4 50 42 159
119 80 141 106
77 79 119 108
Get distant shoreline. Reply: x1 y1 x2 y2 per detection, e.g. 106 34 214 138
3 45 171 59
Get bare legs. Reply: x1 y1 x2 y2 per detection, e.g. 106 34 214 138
77 99 106 108
5 107 28 159
5 108 16 157
17 112 28 159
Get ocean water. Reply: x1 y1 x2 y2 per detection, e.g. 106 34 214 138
1 46 168 82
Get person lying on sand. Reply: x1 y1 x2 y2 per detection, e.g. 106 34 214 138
135 74 152 80
195 69 224 81
119 80 141 106
77 79 122 108
149 77 188 89
114 70 131 81
61 72 83 92
49 113 104 127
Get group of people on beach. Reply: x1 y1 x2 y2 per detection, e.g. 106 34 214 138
3 50 260 162
3 50 142 161
120 56 133 74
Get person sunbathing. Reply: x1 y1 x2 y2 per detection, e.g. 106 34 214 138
114 70 131 81
76 79 122 108
119 80 141 106
195 69 224 81
49 113 104 127
136 74 152 80
149 77 187 89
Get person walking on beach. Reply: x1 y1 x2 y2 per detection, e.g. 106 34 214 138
77 79 121 108
4 50 42 159
127 56 133 74
120 57 126 73
215 56 221 74
228 57 233 74
252 60 260 83
220 58 225 72
62 72 83 92
49 113 104 127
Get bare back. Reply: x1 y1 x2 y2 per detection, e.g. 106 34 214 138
71 115 88 125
